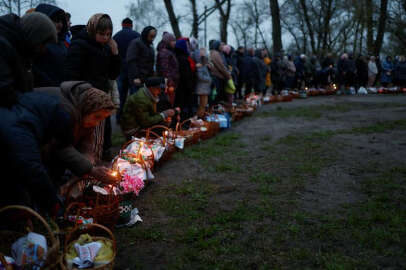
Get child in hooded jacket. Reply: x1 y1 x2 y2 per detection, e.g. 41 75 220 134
195 48 212 118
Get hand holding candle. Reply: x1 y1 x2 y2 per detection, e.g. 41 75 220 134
90 166 118 184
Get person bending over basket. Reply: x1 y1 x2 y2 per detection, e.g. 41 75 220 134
36 81 119 187
121 77 175 140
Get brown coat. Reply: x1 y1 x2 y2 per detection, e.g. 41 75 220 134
209 50 231 80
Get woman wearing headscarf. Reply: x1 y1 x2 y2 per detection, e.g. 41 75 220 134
156 32 179 106
127 26 157 93
65 13 121 161
175 39 195 120
209 40 231 103
37 81 117 185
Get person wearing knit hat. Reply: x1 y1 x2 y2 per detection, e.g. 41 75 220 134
0 12 57 107
127 26 157 93
33 4 69 87
121 77 176 139
20 12 58 51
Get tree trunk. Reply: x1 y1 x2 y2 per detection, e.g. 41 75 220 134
374 0 388 56
353 20 360 54
299 0 316 54
359 18 365 55
269 0 282 55
365 0 374 54
189 0 199 38
321 0 333 53
215 0 231 43
163 0 182 38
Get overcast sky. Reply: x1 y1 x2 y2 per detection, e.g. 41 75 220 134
55 0 251 47
32 0 288 49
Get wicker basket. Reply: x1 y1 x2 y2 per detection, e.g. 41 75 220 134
176 119 201 146
119 137 155 170
64 177 119 230
282 94 293 102
63 224 116 270
146 125 176 164
0 205 61 269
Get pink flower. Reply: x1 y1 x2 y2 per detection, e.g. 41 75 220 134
120 173 145 195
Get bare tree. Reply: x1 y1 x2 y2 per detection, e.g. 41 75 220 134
215 0 232 43
269 0 282 54
128 0 167 33
188 0 227 39
163 0 182 38
0 0 56 16
374 0 389 55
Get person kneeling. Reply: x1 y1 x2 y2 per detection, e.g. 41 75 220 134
121 77 175 140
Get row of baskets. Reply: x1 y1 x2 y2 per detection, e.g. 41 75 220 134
0 205 116 270
0 96 274 270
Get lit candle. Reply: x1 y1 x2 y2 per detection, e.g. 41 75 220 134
138 141 144 160
110 171 118 177
163 131 168 145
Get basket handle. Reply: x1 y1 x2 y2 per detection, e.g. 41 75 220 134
145 129 164 146
65 223 116 253
176 118 193 133
0 205 57 248
64 176 100 206
148 125 176 140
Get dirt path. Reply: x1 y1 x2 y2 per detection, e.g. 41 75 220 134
114 95 406 270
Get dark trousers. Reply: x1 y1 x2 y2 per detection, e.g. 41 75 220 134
245 79 254 96
235 76 244 99
116 72 129 123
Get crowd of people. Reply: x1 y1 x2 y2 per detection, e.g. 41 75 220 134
0 4 405 216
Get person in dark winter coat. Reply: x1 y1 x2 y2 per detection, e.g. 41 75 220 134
241 49 258 95
319 53 335 86
156 32 179 106
381 56 394 87
113 18 140 122
65 14 120 92
0 12 57 107
356 55 368 87
347 54 357 87
253 49 268 94
395 56 406 87
127 26 157 93
175 39 195 120
0 92 72 213
294 54 306 89
65 13 121 161
337 53 351 90
235 46 246 99
36 81 117 185
33 3 68 87
271 54 284 94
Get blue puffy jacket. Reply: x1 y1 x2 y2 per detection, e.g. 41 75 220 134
0 92 72 211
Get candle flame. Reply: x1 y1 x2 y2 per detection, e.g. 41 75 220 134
111 171 118 177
